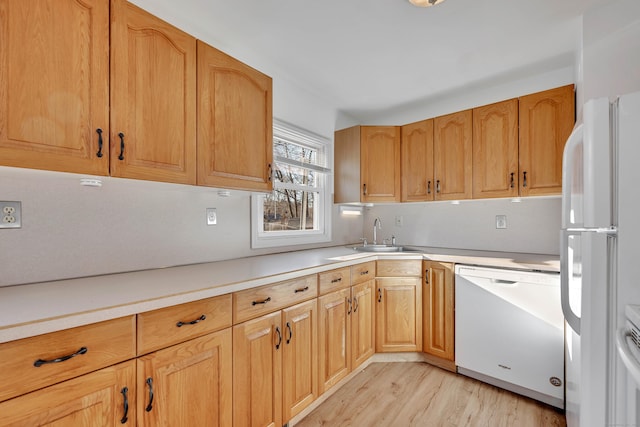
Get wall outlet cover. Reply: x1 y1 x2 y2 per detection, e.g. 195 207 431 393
0 201 22 229
496 215 507 229
206 208 217 225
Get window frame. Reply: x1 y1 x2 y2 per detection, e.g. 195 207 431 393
251 119 332 249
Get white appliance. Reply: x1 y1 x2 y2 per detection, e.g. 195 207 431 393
455 265 564 408
561 90 640 427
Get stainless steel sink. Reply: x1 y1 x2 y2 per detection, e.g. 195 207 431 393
353 245 417 253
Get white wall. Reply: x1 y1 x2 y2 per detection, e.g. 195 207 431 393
361 197 561 255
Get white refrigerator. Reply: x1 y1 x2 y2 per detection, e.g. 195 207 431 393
561 90 640 427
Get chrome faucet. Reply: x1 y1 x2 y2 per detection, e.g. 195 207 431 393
373 217 382 245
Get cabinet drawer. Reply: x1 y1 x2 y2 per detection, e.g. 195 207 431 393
0 316 136 402
351 261 376 285
319 268 351 295
376 260 422 277
137 294 232 355
233 275 317 324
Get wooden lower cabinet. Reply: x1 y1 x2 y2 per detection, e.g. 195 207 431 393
137 328 232 426
422 261 455 365
0 360 136 426
375 277 422 352
318 287 352 393
351 280 375 369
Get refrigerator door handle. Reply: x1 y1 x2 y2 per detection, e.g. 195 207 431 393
566 226 618 236
561 124 584 228
616 328 640 386
561 228 581 334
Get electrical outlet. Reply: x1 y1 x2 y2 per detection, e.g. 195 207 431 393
206 208 217 225
395 215 403 227
496 215 507 229
0 201 21 229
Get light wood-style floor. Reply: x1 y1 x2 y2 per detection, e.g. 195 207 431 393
295 362 566 427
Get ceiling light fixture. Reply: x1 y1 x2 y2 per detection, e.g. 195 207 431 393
408 0 446 7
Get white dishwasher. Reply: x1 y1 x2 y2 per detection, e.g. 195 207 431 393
455 265 564 409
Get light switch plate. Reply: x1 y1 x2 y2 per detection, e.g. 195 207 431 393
496 215 507 229
206 208 217 225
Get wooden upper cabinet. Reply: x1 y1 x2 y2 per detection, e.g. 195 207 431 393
0 0 110 175
197 41 273 191
110 0 196 184
361 126 401 203
334 125 400 203
433 110 473 200
401 119 434 202
519 84 575 196
472 99 519 199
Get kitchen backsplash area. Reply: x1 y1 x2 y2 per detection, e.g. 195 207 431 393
362 197 561 255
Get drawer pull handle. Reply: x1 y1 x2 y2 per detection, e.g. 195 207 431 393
120 387 129 424
294 286 309 293
252 297 272 306
360 270 369 275
33 346 88 367
176 314 206 327
145 377 154 412
331 277 342 283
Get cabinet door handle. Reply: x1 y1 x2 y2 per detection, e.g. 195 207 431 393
347 297 352 315
275 326 282 350
176 314 206 327
294 286 309 293
117 132 125 160
33 346 88 367
286 322 293 344
522 171 527 188
510 172 515 188
363 183 367 196
353 296 359 313
331 277 342 284
436 180 441 193
145 377 154 412
252 297 271 306
96 128 104 158
378 288 382 303
427 180 431 194
425 269 429 285
120 387 129 424
268 163 272 181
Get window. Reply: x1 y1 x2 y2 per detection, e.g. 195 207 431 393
251 120 332 248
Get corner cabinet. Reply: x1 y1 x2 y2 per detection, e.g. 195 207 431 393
422 261 456 371
196 41 273 192
334 126 401 203
472 99 519 199
433 110 473 201
401 119 435 202
375 260 423 352
519 84 575 196
0 0 110 176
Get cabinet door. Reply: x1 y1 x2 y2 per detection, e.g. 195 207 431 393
0 360 135 426
423 261 455 362
137 329 232 427
197 40 273 191
282 300 318 421
360 126 401 202
519 84 575 196
0 0 109 175
110 0 196 184
401 119 434 202
351 280 375 369
433 110 473 200
376 278 422 352
473 99 519 199
318 287 351 393
233 312 282 427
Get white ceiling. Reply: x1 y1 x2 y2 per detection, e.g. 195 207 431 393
138 0 600 123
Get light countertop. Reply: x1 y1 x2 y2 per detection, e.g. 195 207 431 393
0 245 558 344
